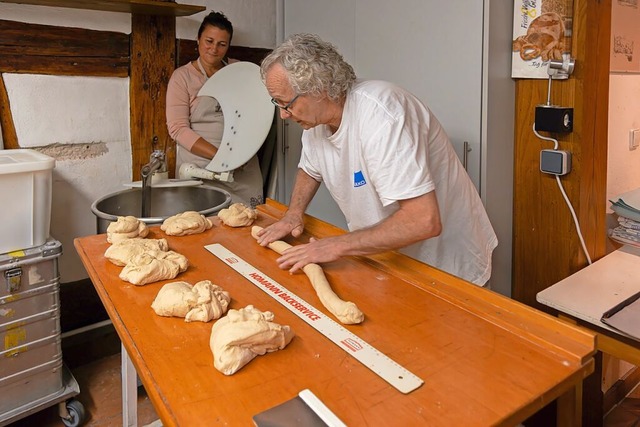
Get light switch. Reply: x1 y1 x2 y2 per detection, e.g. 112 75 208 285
630 129 640 151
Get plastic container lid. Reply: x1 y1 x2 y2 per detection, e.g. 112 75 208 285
0 149 55 175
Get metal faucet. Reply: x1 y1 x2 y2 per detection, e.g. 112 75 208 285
141 149 167 179
140 149 166 218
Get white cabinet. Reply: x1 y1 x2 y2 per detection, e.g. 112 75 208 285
275 1 515 295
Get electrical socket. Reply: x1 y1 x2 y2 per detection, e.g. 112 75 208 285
630 129 640 151
540 149 571 175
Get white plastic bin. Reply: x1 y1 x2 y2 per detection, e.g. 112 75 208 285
0 149 55 254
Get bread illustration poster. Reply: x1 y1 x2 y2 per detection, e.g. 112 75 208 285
512 0 574 78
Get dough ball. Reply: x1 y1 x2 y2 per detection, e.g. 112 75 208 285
104 238 169 266
152 280 230 322
210 305 294 375
161 211 213 236
151 281 199 317
217 203 258 227
119 250 189 286
106 216 149 243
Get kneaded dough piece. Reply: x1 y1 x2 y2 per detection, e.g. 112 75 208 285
119 250 188 286
210 305 294 375
107 216 149 243
151 280 230 322
185 280 231 322
217 203 258 227
151 281 198 317
251 226 364 325
161 211 213 236
104 238 169 266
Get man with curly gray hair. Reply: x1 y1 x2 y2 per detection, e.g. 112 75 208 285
256 33 497 287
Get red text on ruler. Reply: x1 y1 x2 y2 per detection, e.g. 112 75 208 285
248 272 321 321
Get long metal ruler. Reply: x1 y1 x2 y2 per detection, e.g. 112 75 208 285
205 243 423 394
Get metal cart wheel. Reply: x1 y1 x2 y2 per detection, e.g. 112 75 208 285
60 398 86 427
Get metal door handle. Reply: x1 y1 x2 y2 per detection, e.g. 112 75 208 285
281 121 289 155
463 141 472 170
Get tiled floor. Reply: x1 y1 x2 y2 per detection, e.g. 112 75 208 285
6 353 159 427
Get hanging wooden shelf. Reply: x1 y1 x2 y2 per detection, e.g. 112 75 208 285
0 0 205 16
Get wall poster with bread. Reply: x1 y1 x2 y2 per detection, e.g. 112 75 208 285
511 0 574 79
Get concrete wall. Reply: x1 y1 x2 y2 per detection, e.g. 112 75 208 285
0 1 276 282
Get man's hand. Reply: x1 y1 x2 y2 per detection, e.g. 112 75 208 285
257 168 319 246
255 213 304 246
276 237 344 273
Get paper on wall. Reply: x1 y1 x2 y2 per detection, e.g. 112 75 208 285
511 0 574 79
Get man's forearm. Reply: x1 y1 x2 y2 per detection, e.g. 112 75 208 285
287 169 320 217
335 192 442 257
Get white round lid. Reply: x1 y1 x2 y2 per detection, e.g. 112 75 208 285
197 61 275 172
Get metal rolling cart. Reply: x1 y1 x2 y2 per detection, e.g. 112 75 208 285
0 239 86 426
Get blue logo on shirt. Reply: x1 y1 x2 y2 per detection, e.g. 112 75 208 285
353 170 366 187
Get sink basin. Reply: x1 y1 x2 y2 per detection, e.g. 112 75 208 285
91 185 231 233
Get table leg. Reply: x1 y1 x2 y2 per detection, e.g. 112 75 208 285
556 383 582 427
557 315 604 427
121 342 138 427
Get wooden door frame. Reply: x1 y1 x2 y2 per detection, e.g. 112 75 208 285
512 0 611 307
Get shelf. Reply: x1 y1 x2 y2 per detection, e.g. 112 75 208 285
0 0 206 16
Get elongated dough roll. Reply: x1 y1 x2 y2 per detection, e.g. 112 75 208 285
251 226 364 325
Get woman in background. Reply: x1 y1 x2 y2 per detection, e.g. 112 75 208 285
166 11 263 208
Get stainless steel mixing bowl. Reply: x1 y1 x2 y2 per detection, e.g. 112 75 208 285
91 185 231 233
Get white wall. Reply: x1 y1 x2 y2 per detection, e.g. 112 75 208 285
176 0 276 47
604 73 640 391
607 74 640 205
0 1 277 282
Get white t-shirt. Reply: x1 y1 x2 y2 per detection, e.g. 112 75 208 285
299 80 497 285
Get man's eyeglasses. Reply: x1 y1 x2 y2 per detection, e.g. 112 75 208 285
271 95 300 113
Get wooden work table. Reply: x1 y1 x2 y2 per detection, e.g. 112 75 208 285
74 200 596 426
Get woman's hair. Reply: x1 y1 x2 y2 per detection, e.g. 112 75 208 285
198 11 233 42
260 33 356 103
